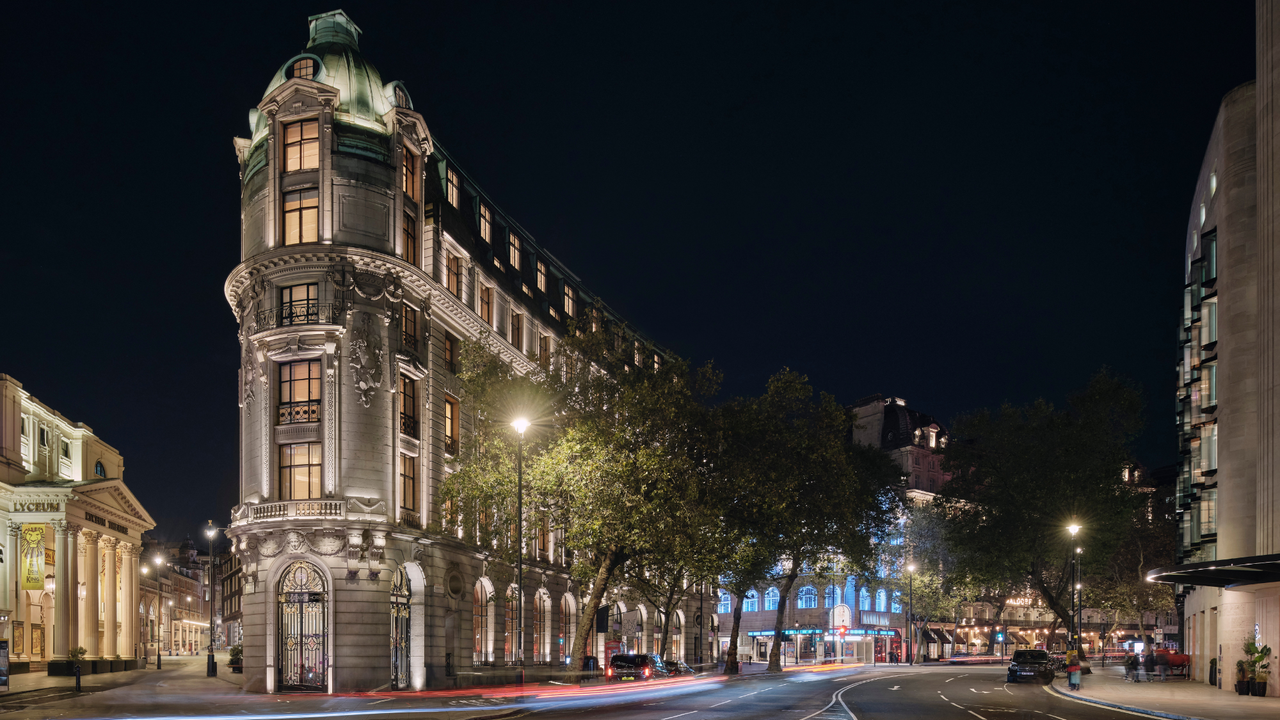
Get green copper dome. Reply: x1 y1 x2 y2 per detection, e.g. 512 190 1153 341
259 10 395 133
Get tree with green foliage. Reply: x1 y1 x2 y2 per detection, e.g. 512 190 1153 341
936 370 1146 644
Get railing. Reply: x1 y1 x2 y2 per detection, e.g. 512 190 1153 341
250 500 345 521
254 302 339 331
399 414 419 437
400 509 421 529
279 400 321 425
444 436 458 456
402 331 418 351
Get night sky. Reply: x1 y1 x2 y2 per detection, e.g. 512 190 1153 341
5 1 1255 539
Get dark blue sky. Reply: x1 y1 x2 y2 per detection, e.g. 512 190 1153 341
5 1 1255 537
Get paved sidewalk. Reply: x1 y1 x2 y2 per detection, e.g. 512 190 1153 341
1050 664 1280 720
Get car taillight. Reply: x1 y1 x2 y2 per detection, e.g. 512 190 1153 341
606 667 613 677
644 666 652 678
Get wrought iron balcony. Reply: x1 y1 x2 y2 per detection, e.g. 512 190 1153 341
279 400 321 425
444 436 458 456
402 330 418 351
400 509 421 529
254 302 340 331
399 414 419 437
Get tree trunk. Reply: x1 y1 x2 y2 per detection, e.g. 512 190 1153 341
570 546 626 676
768 565 800 672
1032 576 1074 644
725 595 743 675
659 583 679 660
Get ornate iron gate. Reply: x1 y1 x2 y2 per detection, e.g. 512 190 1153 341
390 566 410 689
278 560 327 691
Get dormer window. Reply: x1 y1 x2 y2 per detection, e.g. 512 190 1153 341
479 204 492 243
447 169 460 209
94 461 106 478
290 58 316 80
394 86 409 108
509 233 521 270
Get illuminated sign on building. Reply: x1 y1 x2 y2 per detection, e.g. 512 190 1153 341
19 524 45 591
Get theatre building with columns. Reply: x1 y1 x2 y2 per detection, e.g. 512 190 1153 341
0 375 157 673
224 11 706 694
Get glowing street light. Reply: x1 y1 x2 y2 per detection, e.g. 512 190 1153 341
511 418 529 682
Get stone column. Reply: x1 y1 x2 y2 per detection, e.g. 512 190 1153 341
68 526 79 656
122 544 137 659
82 531 100 659
52 521 71 660
101 537 117 658
8 523 24 659
42 591 52 659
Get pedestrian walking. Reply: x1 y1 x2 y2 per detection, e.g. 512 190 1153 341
1142 651 1156 682
1066 650 1082 691
1155 651 1170 682
1124 652 1138 682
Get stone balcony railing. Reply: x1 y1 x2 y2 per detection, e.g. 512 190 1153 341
247 500 346 522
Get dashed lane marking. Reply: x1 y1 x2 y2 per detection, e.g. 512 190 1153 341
710 700 732 707
939 694 948 701
968 712 988 720
952 703 965 709
661 713 697 720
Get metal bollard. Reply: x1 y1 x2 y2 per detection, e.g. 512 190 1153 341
74 665 81 692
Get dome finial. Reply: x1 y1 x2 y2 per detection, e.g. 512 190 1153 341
308 9 362 49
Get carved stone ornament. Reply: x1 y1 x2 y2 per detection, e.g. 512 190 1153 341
348 312 384 408
254 530 347 559
231 504 253 522
347 496 387 515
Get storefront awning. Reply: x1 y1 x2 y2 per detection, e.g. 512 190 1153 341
1148 552 1280 588
931 628 953 643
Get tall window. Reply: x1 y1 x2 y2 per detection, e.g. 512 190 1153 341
60 440 70 459
824 586 839 608
509 233 521 270
278 360 321 424
446 253 462 298
563 285 576 318
279 442 322 500
399 374 417 436
504 588 518 662
479 204 492 243
447 168 460 209
444 396 459 455
798 586 818 609
743 590 759 613
538 335 551 368
401 147 417 201
402 213 417 265
1200 488 1218 535
891 590 902 613
717 591 731 614
444 333 458 374
764 587 780 611
859 587 870 611
290 58 316 79
473 584 489 663
1203 299 1218 345
400 453 417 511
283 190 319 245
536 261 547 292
283 120 319 171
280 284 319 326
875 589 887 613
94 461 106 478
537 514 550 561
402 306 418 350
510 312 523 351
533 594 546 663
479 286 493 326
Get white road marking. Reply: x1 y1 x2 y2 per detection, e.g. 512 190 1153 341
1041 686 1159 718
946 677 957 682
939 694 949 701
952 703 965 709
888 685 900 690
369 699 391 705
970 688 990 693
710 700 732 707
1048 716 1066 720
969 712 988 720
739 691 759 697
661 713 697 720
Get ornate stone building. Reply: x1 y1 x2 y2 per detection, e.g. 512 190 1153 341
0 374 157 673
225 11 701 693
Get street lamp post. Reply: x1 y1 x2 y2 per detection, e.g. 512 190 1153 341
153 554 164 669
1067 524 1081 653
205 521 218 677
906 564 916 665
511 418 529 684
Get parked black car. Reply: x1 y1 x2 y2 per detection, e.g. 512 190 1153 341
1006 649 1054 683
607 653 669 682
664 658 695 676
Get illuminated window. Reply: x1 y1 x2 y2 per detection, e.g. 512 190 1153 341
394 86 409 108
444 396 459 455
447 168 459 209
563 285 576 318
479 286 493 326
538 335 551 368
446 252 462 298
278 360 321 425
537 515 550 561
399 374 417 436
824 586 839 608
891 591 902 613
400 453 417 511
859 587 870 611
290 58 316 80
875 589 887 612
402 306 418 351
402 212 417 265
444 332 459 374
60 440 70 459
1209 171 1217 197
536 261 547 292
280 283 318 325
401 148 417 201
716 591 731 614
94 461 105 478
479 204 491 243
473 583 490 663
764 587 780 611
798 586 817 609
283 120 319 172
282 190 319 245
742 590 759 613
510 311 523 351
509 233 521 270
279 442 322 500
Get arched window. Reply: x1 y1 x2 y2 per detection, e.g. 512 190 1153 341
764 587 780 611
824 586 839 608
390 566 410 688
473 582 492 664
290 57 316 80
743 590 759 613
94 461 105 478
504 585 520 663
891 590 902 613
875 589 888 612
859 587 870 611
559 595 575 665
797 586 817 609
717 591 731 614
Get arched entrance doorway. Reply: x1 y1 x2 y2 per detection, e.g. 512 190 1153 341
278 560 328 691
390 566 410 689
